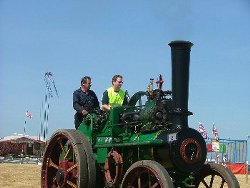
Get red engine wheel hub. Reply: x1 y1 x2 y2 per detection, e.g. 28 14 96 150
180 138 202 164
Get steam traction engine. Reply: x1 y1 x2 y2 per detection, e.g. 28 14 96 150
41 41 240 188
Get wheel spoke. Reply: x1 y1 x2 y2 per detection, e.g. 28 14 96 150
220 178 225 188
67 163 78 173
64 146 71 159
138 176 141 188
48 158 59 170
152 182 159 188
67 179 77 188
209 174 215 187
59 140 66 155
52 177 58 188
148 171 152 187
201 179 209 187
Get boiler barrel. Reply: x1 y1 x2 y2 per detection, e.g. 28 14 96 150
168 41 193 127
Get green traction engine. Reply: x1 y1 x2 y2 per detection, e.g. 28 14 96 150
41 41 240 188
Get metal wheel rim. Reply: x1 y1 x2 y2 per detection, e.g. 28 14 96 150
194 163 240 188
121 160 174 188
41 130 88 188
123 166 164 188
199 173 227 188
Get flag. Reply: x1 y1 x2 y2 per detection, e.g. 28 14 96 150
198 123 209 139
25 111 32 119
212 123 219 140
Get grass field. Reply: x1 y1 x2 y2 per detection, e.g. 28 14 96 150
0 163 40 188
0 163 248 188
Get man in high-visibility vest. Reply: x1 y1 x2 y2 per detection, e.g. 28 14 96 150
102 75 128 111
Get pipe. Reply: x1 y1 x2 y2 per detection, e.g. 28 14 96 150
168 40 193 127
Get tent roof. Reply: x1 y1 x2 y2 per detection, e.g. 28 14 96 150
0 134 45 143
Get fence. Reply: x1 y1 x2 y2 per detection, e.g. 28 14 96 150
206 138 248 174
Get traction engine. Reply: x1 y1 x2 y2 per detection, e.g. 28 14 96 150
41 41 240 188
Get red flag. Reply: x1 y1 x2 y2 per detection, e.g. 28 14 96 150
198 123 209 139
212 123 219 140
25 111 32 119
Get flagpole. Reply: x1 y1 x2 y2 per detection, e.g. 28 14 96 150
246 135 249 183
24 120 26 135
24 110 32 136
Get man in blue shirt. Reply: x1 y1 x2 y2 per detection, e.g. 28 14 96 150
73 76 99 129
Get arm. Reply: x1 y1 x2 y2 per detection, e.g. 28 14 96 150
91 91 100 111
123 90 129 105
101 90 110 111
73 90 88 115
102 104 111 111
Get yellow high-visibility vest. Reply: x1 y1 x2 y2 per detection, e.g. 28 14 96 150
107 87 125 107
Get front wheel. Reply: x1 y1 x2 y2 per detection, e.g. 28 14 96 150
194 163 240 188
121 160 174 188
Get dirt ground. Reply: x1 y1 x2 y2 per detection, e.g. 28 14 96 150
0 163 40 188
0 163 249 188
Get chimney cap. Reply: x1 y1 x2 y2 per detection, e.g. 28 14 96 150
168 40 193 48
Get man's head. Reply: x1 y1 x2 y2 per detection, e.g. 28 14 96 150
81 76 92 91
112 75 123 91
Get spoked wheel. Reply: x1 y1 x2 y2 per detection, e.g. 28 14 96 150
121 160 174 188
194 163 240 188
41 129 96 188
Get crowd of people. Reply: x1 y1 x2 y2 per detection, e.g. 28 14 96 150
73 75 128 129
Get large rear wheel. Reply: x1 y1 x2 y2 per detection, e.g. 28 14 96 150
121 160 174 188
41 129 95 188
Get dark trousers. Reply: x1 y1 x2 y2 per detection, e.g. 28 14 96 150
74 113 83 129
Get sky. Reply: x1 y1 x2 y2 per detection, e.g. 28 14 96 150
1 1 250 159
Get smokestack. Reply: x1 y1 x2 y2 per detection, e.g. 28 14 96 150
168 40 193 127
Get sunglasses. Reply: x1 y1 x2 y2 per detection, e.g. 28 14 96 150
83 82 92 86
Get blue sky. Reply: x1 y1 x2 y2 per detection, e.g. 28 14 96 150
1 1 250 158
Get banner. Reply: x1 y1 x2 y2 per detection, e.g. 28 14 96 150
212 139 220 152
226 163 247 174
219 143 226 153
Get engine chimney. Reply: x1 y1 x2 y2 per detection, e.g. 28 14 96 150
168 41 193 127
